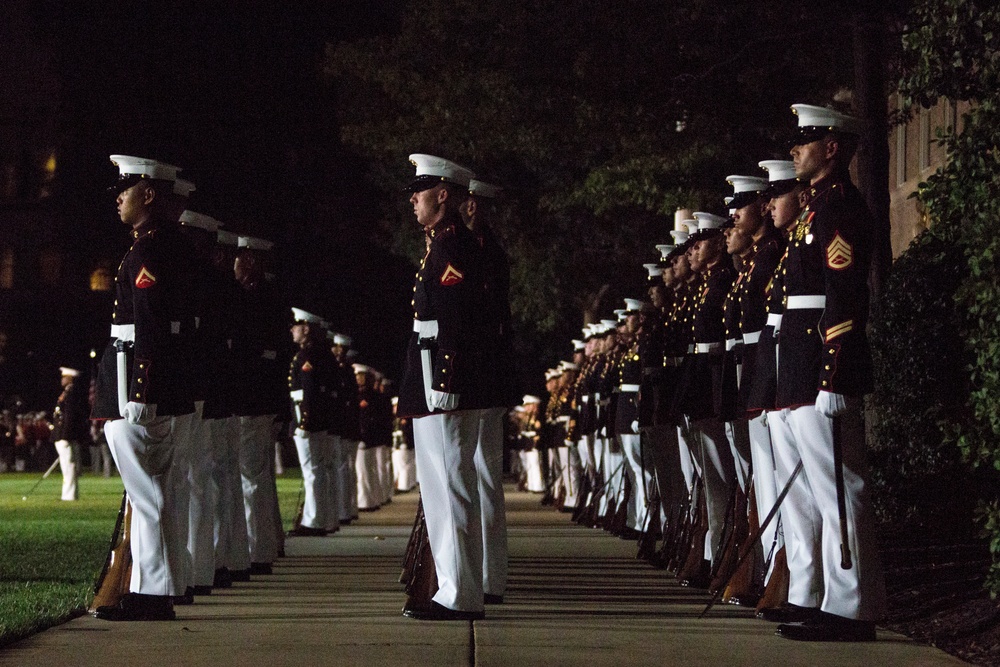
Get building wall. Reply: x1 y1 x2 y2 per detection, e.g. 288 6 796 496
887 96 969 257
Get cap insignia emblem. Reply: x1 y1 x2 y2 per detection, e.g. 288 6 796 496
302 361 313 372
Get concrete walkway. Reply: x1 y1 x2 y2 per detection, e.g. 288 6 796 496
0 487 968 666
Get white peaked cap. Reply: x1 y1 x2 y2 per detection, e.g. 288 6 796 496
682 220 700 234
674 208 693 231
726 175 768 195
523 394 541 404
179 210 221 232
110 155 181 181
217 229 239 246
624 298 644 313
560 361 579 371
758 160 797 182
291 307 323 324
469 179 501 198
791 104 862 134
644 263 664 277
59 367 80 377
693 212 727 231
353 363 371 374
656 244 675 259
407 153 475 189
614 309 627 321
572 339 585 351
333 333 352 346
600 319 618 330
173 178 196 197
238 236 274 251
670 230 689 245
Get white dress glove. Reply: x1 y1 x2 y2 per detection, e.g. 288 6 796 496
631 420 640 434
123 401 157 425
814 390 848 417
429 390 459 411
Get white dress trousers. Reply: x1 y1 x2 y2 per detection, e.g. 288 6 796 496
293 428 331 530
212 416 250 571
413 411 484 612
688 417 735 562
474 407 509 598
239 414 281 564
187 403 217 588
393 446 417 491
780 403 886 621
54 439 79 501
339 438 360 521
105 416 186 596
748 412 783 582
356 444 384 509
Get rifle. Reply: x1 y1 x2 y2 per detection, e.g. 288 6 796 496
402 501 438 614
89 491 133 614
721 482 765 606
399 497 425 585
700 460 803 617
755 544 789 615
709 482 750 595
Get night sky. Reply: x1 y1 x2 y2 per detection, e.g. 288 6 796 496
2 1 419 408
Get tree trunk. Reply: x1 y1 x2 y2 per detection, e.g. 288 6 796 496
852 7 893 308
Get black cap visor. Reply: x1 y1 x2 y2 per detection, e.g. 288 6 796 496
402 174 447 193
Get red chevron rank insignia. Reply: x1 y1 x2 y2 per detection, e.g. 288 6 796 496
135 266 157 288
302 361 313 372
440 263 464 286
826 233 853 270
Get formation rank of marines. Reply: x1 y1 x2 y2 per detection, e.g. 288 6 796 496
88 155 404 621
526 104 884 642
87 101 883 641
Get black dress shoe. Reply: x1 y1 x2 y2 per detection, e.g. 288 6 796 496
484 593 504 605
757 603 821 624
776 617 876 642
192 585 213 596
403 600 485 621
213 567 233 588
286 525 328 537
94 593 175 621
230 568 251 582
172 587 195 605
250 562 273 575
618 528 641 541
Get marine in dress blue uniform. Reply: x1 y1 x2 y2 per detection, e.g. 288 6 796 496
397 154 489 621
770 105 886 642
93 155 197 621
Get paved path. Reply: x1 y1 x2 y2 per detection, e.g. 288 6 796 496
0 487 968 666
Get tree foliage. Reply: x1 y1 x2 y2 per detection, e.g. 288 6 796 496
324 0 866 381
894 0 1000 591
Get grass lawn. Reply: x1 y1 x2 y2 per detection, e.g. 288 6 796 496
0 469 304 648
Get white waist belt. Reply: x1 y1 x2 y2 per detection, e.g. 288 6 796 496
413 319 439 339
725 338 739 352
110 324 135 342
786 295 826 309
289 389 303 401
619 384 640 392
696 342 722 354
581 395 589 403
556 415 571 424
767 313 783 327
262 350 277 360
743 330 761 344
